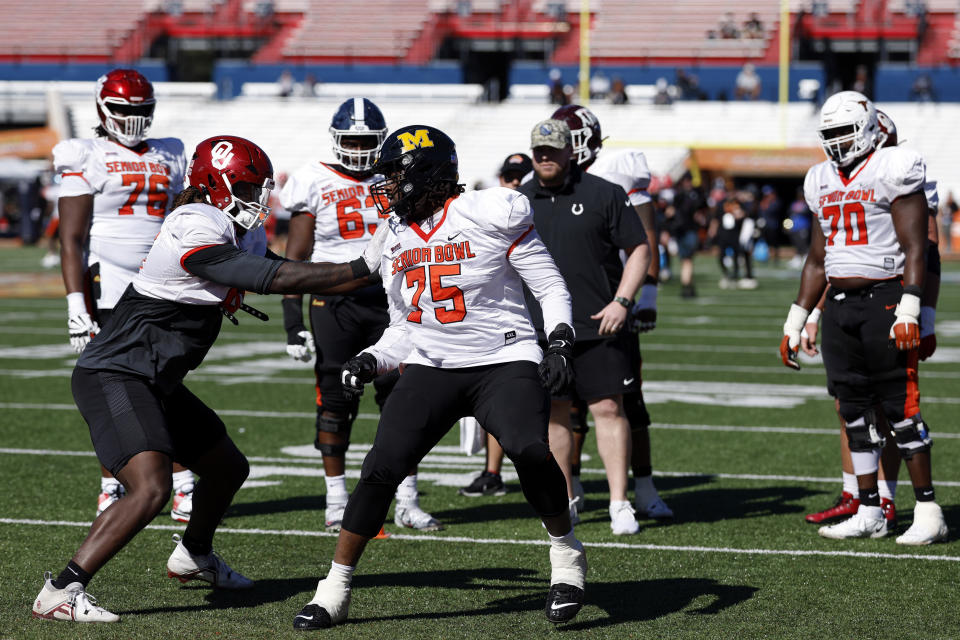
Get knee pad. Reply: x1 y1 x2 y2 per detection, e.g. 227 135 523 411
892 414 932 459
845 411 886 452
624 392 651 431
314 412 353 453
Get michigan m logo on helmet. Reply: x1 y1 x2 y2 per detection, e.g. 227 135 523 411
397 129 435 152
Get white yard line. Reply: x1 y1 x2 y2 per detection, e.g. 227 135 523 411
0 517 956 563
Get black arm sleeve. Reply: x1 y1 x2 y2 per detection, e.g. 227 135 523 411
182 244 283 294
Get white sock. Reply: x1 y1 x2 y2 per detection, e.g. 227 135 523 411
879 480 897 501
327 561 355 587
548 528 579 551
841 472 858 496
858 504 883 520
101 477 121 492
172 469 194 492
396 474 418 502
325 474 348 502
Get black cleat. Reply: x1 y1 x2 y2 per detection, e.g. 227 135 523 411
545 582 584 623
293 603 333 630
458 471 506 497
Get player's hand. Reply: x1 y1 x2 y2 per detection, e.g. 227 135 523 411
591 302 629 335
889 292 921 351
68 312 100 353
630 284 658 333
341 352 377 396
286 330 315 362
800 307 821 356
538 323 575 395
780 303 809 370
221 287 244 314
919 305 936 361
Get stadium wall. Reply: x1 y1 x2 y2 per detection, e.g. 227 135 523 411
0 61 169 82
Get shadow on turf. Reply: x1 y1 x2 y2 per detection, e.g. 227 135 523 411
225 494 326 518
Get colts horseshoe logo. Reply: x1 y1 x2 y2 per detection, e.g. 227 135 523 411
571 203 584 216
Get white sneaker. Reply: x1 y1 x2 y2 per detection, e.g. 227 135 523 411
609 500 639 535
171 482 194 523
32 573 119 623
571 477 585 510
896 502 948 545
166 534 253 589
325 496 347 531
818 512 888 539
718 277 734 290
293 576 351 630
96 483 125 517
394 499 443 531
737 278 758 290
41 252 61 269
636 495 674 521
568 496 581 526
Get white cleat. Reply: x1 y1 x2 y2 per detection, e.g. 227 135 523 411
609 500 640 535
394 499 444 531
96 484 125 517
636 495 674 521
818 512 888 539
293 576 351 630
325 497 347 532
171 482 194 523
166 534 252 589
896 502 948 545
32 573 119 623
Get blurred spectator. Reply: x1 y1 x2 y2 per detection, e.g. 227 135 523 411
676 69 707 100
497 152 533 189
852 64 871 98
757 185 782 264
670 173 707 297
278 69 294 97
719 12 740 38
786 187 811 268
302 73 318 97
254 0 274 17
590 71 611 100
457 0 472 17
710 195 756 289
735 63 761 100
548 68 568 105
743 12 764 38
165 0 183 16
910 74 936 102
609 77 628 104
653 78 673 106
811 0 829 16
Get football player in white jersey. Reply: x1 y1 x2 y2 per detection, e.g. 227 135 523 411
294 125 587 629
52 68 196 521
279 98 440 532
32 135 386 624
779 91 947 544
551 104 673 522
800 109 943 536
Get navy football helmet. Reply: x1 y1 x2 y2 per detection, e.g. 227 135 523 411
370 125 463 223
329 97 388 172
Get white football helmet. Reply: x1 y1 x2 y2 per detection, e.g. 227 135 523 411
876 109 898 148
817 90 878 168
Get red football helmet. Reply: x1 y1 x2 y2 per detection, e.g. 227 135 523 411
188 136 275 230
876 109 898 148
95 69 156 148
551 104 603 166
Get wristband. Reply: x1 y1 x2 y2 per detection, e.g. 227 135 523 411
903 284 922 298
920 306 936 338
349 256 370 280
806 307 821 326
784 303 810 334
66 292 87 317
614 296 632 309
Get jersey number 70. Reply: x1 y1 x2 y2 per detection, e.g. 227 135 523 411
822 202 868 247
404 264 466 324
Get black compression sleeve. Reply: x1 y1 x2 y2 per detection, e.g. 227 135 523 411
182 244 283 294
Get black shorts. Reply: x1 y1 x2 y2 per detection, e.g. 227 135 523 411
820 279 919 422
309 290 394 414
361 361 550 480
550 334 639 402
71 367 227 476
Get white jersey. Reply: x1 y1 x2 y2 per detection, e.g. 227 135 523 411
279 161 386 263
803 146 926 280
53 136 187 308
134 202 241 305
364 188 572 371
587 149 652 206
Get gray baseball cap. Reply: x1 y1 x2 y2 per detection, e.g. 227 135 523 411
530 118 572 149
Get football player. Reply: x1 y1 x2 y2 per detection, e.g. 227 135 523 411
800 109 943 537
279 97 440 531
53 69 196 522
293 125 587 629
550 104 673 522
32 135 385 624
779 91 947 544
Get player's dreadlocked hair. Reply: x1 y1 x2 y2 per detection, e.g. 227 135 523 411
171 185 207 209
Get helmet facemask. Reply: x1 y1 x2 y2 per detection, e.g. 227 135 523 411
98 97 155 147
331 130 386 172
370 151 458 223
214 175 275 230
817 92 877 168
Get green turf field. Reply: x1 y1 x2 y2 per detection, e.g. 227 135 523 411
2 246 959 639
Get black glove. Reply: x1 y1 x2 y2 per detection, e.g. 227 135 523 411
538 323 575 395
341 352 378 396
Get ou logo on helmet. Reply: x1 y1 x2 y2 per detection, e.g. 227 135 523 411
211 141 235 170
